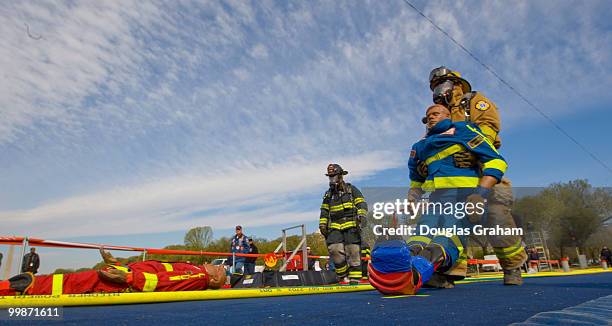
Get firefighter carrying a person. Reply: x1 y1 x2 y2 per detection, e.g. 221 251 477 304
424 67 526 286
369 104 508 295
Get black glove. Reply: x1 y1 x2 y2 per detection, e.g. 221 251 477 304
417 160 428 178
357 215 366 228
319 224 328 238
453 151 478 168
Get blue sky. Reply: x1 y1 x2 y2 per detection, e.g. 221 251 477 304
1 0 611 273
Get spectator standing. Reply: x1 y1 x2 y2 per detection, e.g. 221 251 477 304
529 248 540 262
527 248 540 273
21 248 40 274
244 238 258 274
601 246 611 265
230 226 250 274
307 247 316 271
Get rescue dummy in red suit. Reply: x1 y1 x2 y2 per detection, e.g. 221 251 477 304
0 261 226 295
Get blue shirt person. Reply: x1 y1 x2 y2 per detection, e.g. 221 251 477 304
230 225 250 274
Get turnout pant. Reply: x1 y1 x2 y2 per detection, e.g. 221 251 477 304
407 189 470 274
487 178 526 269
441 179 526 279
6 271 127 295
326 228 362 281
361 246 371 280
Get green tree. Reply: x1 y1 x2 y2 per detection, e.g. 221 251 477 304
514 180 612 258
53 268 75 274
585 225 612 260
52 267 91 274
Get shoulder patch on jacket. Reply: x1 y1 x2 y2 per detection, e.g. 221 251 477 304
467 134 485 148
410 150 416 158
475 100 490 111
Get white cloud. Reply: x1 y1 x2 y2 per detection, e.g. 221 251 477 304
0 1 610 240
0 1 164 143
250 44 269 59
1 151 401 238
233 68 250 81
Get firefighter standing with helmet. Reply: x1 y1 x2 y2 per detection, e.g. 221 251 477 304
319 164 368 284
422 66 526 286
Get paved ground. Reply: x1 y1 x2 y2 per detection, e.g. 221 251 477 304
44 272 612 325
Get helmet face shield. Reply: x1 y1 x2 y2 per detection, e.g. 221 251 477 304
429 66 453 84
433 80 454 105
429 66 471 92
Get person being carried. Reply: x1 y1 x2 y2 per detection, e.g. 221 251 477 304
369 104 507 295
0 248 226 296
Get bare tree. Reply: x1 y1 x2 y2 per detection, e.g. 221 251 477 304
184 226 213 250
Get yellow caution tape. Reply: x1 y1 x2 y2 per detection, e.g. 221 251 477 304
0 284 375 307
458 268 611 284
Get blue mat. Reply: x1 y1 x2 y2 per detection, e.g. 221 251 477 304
511 294 612 325
47 272 612 325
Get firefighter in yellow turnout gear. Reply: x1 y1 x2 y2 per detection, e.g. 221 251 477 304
426 66 526 285
320 164 368 284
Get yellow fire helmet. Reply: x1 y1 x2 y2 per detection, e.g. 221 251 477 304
429 66 472 93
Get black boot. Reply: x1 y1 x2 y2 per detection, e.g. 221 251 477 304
423 272 455 288
503 268 523 285
8 273 34 293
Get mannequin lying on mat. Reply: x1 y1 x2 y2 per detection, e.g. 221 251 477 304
0 248 226 295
